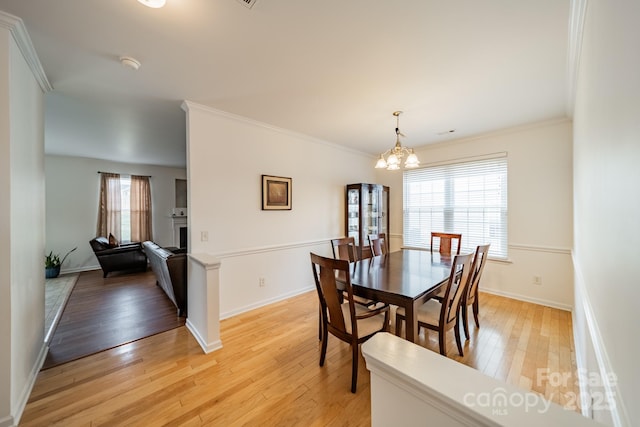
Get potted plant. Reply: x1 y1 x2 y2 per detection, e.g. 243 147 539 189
45 247 77 279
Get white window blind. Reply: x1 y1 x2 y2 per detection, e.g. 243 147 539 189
403 156 508 259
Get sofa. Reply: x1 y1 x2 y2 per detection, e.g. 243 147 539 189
89 237 148 278
142 241 187 317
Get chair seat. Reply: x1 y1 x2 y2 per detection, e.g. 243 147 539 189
396 299 442 327
341 303 388 337
337 276 377 307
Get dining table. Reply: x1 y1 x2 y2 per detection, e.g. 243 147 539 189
349 248 453 343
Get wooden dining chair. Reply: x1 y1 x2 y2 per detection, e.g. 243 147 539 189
430 232 462 255
331 237 358 262
321 237 377 340
461 244 490 340
395 252 473 357
330 237 375 306
368 233 388 256
310 253 390 393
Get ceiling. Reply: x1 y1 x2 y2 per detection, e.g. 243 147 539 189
0 0 571 168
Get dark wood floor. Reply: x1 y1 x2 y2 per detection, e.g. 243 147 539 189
43 268 185 369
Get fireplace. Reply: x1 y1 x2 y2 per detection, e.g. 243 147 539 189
179 226 188 248
172 216 187 249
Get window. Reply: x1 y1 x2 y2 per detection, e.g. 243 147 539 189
97 173 153 243
403 155 508 259
120 176 131 242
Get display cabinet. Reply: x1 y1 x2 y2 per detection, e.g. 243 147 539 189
345 183 389 260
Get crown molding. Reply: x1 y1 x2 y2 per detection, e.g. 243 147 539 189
0 10 52 92
181 100 370 158
566 0 588 118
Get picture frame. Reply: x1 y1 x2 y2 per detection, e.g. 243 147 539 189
262 175 292 210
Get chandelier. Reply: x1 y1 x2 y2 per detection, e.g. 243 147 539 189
374 111 420 170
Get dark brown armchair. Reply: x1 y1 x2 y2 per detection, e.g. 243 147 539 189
89 237 148 278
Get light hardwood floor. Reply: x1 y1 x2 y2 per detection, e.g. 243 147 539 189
21 291 579 426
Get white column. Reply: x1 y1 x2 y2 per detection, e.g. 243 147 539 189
186 253 222 353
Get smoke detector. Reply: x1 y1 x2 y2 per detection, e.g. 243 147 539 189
237 0 258 9
120 56 141 71
138 0 166 8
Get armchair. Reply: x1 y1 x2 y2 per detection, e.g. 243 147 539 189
89 237 148 278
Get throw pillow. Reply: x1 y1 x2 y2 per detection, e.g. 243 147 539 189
108 233 119 248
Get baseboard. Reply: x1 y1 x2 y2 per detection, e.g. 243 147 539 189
185 319 223 354
220 286 315 320
7 342 48 427
60 265 100 275
0 415 13 427
573 255 629 427
480 287 573 311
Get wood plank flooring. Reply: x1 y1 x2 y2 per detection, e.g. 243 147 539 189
23 290 579 426
43 269 185 369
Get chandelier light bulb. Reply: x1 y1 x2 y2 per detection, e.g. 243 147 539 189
405 150 420 168
375 155 388 169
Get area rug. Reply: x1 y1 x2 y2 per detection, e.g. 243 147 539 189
44 273 79 343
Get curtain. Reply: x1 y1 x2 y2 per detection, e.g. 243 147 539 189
96 173 121 239
130 175 153 242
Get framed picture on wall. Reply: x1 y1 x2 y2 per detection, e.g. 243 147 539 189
262 175 292 210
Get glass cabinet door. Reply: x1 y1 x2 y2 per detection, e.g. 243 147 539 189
347 188 360 246
345 183 389 259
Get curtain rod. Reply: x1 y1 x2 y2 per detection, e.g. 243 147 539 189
97 171 152 178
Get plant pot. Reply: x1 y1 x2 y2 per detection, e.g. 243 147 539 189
45 266 61 279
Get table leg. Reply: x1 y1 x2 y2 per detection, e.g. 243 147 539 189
405 302 418 343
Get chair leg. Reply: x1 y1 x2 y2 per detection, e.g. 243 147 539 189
454 321 464 357
438 331 446 356
319 323 328 367
351 343 359 393
462 304 470 340
472 299 480 328
395 313 403 336
318 305 322 341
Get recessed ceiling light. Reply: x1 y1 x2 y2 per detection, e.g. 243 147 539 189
120 56 141 71
137 0 166 8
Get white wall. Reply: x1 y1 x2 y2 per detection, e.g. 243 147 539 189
45 155 187 273
572 0 639 425
0 19 47 427
184 102 376 317
0 25 12 427
376 119 574 309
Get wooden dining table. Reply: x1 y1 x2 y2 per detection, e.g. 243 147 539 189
349 249 453 343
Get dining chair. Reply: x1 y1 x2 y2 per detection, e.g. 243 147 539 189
330 237 376 306
318 237 359 339
395 252 473 357
320 237 377 340
310 252 390 393
430 232 462 255
461 244 490 340
368 233 388 256
331 237 358 262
